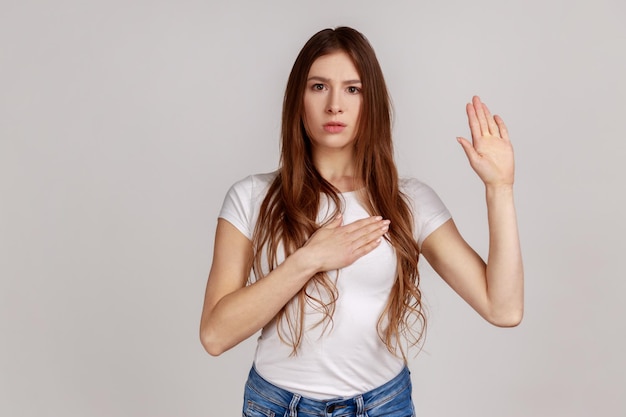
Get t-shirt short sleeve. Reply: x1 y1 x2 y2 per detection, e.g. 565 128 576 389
218 172 276 240
400 178 452 248
219 174 449 248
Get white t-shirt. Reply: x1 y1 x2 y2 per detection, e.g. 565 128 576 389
218 172 451 399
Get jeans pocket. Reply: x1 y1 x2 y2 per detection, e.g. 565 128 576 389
243 399 276 417
365 383 414 417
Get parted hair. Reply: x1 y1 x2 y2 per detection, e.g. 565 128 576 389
251 27 425 358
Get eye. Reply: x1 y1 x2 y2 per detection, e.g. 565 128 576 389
347 86 361 94
312 83 325 91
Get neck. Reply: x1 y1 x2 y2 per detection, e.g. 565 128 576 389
312 148 360 192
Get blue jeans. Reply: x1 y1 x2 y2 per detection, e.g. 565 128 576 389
242 365 416 417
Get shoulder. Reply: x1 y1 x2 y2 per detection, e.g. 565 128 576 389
399 177 452 247
218 171 278 240
229 171 277 192
226 171 278 201
399 177 440 203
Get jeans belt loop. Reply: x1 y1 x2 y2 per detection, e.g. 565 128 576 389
355 394 365 417
288 393 301 417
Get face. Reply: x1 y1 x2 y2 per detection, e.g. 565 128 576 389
302 51 362 153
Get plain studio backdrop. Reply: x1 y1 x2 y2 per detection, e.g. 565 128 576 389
1 0 625 416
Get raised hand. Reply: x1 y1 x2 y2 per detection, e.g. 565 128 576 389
457 96 515 187
300 214 390 273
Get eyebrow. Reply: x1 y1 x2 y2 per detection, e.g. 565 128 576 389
307 76 362 85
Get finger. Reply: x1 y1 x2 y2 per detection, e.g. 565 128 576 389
351 222 388 252
494 115 510 141
482 102 499 137
323 213 343 228
351 237 383 259
466 102 481 141
457 136 479 165
472 96 490 137
351 219 390 243
341 216 383 233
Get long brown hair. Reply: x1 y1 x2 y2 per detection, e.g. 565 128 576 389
252 27 424 358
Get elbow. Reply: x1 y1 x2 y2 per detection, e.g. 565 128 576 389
492 316 523 328
199 327 229 357
486 308 524 328
201 341 224 357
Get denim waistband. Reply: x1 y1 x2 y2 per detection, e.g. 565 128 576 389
245 365 412 416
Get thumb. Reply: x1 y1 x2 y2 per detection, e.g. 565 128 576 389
325 213 343 228
457 136 479 164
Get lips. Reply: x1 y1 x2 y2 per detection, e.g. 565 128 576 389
323 121 346 134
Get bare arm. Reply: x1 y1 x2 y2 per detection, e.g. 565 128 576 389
200 214 390 356
421 96 523 326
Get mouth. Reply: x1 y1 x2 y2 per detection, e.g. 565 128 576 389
323 121 346 133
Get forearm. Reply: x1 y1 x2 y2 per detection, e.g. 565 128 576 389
200 249 317 356
200 214 388 355
484 184 524 326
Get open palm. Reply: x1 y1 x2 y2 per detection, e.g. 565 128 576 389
457 96 515 187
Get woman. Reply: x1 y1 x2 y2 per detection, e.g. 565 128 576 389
200 26 523 417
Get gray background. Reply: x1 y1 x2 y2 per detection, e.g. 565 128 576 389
1 0 625 416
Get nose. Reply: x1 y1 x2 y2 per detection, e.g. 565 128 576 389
326 90 343 114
